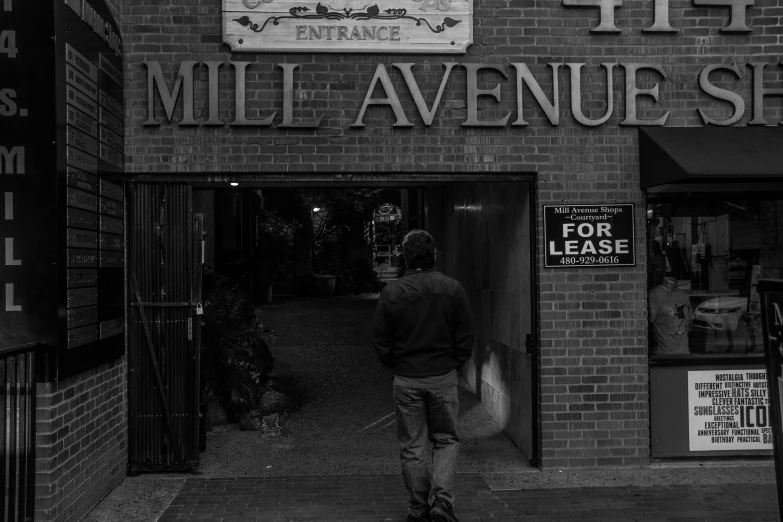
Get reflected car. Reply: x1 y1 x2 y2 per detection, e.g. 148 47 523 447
692 296 748 332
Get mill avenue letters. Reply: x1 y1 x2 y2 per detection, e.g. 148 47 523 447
142 61 783 129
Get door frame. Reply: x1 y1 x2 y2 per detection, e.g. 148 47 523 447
127 173 541 467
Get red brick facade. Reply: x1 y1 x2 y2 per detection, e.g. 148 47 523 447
35 359 128 522
116 0 783 469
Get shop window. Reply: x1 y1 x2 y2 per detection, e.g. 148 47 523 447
647 199 783 356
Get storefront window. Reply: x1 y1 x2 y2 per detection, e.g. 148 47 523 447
647 199 783 356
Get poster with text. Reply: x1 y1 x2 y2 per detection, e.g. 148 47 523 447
688 369 772 451
543 204 635 268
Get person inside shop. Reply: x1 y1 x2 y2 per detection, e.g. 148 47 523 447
648 276 692 354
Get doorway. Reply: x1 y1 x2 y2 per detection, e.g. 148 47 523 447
127 175 538 473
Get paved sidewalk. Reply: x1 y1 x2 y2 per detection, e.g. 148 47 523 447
157 473 779 522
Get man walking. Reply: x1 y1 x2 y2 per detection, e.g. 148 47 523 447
372 230 475 522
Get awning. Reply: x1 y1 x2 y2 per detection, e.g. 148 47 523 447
639 127 783 189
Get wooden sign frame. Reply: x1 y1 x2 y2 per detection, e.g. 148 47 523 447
223 0 473 53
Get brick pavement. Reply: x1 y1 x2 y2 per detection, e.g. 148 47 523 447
158 474 779 521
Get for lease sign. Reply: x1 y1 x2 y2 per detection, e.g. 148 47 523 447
543 204 635 268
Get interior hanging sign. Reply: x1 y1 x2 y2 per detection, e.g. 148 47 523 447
544 204 636 268
223 0 472 53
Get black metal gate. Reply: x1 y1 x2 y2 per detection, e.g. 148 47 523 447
0 343 36 521
128 183 202 473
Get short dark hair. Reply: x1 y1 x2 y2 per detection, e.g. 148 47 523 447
402 229 436 268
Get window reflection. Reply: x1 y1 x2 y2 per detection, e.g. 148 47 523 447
647 199 781 356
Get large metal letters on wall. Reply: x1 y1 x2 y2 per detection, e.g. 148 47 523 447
0 0 124 379
223 0 472 53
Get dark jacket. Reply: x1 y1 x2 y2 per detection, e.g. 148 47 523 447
372 268 474 378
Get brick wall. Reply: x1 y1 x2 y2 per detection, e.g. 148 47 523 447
35 359 128 522
122 0 783 467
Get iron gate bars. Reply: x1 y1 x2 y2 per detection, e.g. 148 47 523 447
0 343 37 522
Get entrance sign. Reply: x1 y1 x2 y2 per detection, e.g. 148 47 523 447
687 369 772 451
223 0 473 53
543 204 635 267
758 279 783 517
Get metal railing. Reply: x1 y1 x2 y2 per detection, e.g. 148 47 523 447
0 343 37 522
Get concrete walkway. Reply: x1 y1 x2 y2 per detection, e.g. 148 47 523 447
158 474 779 521
197 294 530 477
82 295 781 521
85 464 779 521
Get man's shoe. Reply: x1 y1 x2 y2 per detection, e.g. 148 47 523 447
430 497 458 522
407 513 430 522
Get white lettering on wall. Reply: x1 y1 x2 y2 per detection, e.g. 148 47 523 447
5 237 20 265
0 145 24 174
5 283 21 312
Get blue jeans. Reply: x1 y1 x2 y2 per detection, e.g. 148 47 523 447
393 385 460 516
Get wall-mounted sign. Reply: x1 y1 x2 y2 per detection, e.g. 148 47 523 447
67 168 98 194
67 269 98 288
2 0 123 377
543 204 635 268
68 207 99 231
223 0 472 54
67 325 98 349
57 0 125 378
687 369 772 451
143 60 783 129
99 318 124 339
67 306 98 329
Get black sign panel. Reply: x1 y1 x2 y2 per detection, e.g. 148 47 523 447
67 207 99 231
66 228 98 248
66 84 98 120
67 145 98 174
0 0 124 377
99 108 123 137
67 306 98 329
99 233 123 251
67 125 98 156
99 318 123 339
67 325 98 349
543 204 636 268
0 0 58 350
67 105 98 137
67 287 98 308
100 215 123 235
65 44 97 82
67 248 98 268
99 250 123 268
759 280 783 517
99 197 123 218
67 269 98 288
54 0 124 378
66 167 98 193
66 187 98 212
100 178 123 201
